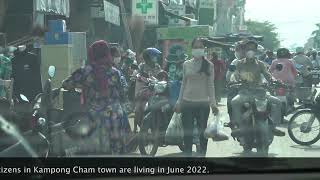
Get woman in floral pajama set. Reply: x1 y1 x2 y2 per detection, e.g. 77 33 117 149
62 40 129 155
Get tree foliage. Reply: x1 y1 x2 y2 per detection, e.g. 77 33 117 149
246 20 280 51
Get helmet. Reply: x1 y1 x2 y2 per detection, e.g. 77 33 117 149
234 40 246 51
146 48 162 58
243 40 258 50
311 49 317 55
296 47 304 54
277 48 290 58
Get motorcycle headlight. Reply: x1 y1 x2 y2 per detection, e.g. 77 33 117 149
154 82 167 93
38 117 46 126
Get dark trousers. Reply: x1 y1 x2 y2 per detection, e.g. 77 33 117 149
214 80 224 102
181 101 210 156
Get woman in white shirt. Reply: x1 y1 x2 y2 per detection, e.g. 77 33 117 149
174 38 219 157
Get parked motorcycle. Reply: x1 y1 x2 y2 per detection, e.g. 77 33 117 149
288 89 320 146
0 79 35 151
138 72 200 156
225 82 276 156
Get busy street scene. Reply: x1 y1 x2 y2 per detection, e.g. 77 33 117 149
0 0 320 158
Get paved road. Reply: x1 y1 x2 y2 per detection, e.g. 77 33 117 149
128 96 320 157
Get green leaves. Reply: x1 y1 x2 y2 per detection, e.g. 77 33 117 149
246 20 280 51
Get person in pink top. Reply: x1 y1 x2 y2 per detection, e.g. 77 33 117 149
269 48 297 87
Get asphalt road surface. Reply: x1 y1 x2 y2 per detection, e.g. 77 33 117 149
127 96 320 158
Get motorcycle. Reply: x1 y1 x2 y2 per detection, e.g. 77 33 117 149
269 81 295 124
310 68 320 86
138 72 200 156
295 64 313 103
288 89 320 146
0 79 35 151
33 66 138 156
225 82 276 157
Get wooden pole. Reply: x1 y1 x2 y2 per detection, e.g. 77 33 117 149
119 0 133 50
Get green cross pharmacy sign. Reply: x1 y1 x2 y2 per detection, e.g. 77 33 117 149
132 0 158 25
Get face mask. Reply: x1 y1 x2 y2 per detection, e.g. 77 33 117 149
114 57 121 65
192 49 205 58
246 50 256 59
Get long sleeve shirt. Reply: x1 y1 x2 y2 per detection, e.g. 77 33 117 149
177 59 216 106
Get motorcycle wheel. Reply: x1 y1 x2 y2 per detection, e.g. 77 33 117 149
138 113 159 157
125 133 139 153
288 109 320 146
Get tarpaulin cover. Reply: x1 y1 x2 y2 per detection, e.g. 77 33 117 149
35 0 70 17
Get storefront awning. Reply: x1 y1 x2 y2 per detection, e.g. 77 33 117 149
35 0 70 17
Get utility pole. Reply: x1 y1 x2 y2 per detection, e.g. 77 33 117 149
119 0 133 50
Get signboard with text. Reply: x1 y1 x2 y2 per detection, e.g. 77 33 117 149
132 0 159 25
200 0 216 8
104 0 120 26
168 4 186 26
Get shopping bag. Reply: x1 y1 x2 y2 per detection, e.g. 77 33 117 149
165 112 184 145
204 112 229 141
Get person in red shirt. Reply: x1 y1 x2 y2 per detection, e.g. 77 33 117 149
210 52 226 103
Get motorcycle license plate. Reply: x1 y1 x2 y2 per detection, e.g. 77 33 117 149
313 74 319 79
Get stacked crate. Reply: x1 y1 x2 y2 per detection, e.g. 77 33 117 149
41 20 87 109
41 20 87 89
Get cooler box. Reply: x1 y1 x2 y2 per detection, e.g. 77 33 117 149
45 32 72 45
48 20 66 32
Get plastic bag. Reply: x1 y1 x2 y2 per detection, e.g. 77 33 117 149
165 113 184 145
204 113 229 141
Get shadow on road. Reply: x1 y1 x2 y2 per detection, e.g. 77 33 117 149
277 119 290 128
291 145 320 152
158 151 198 157
232 152 277 157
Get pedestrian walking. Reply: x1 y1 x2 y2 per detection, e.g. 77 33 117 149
62 40 129 155
174 37 219 157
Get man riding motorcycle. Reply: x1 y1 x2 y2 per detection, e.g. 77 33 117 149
230 40 286 138
293 47 313 87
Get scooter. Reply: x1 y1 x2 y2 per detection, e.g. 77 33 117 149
225 82 276 157
138 72 200 156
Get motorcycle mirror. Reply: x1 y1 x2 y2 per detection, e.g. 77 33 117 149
229 64 236 72
20 94 29 102
48 66 56 78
